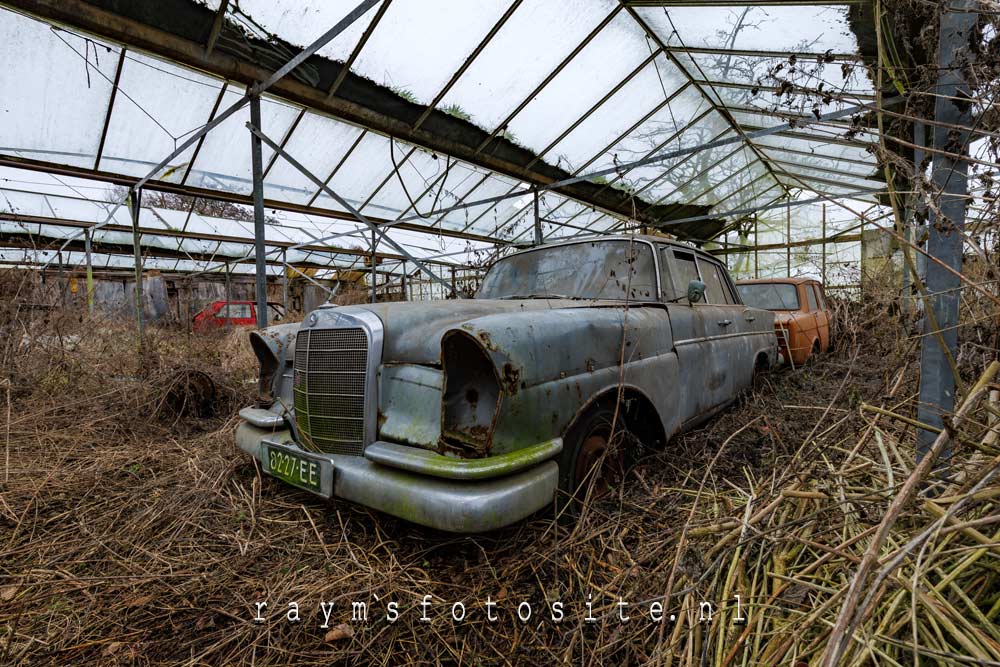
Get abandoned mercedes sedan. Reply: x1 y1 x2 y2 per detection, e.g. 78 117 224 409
236 236 777 532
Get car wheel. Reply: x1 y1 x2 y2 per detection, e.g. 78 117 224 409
558 406 635 513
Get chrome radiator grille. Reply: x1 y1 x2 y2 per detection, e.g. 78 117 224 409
293 327 369 455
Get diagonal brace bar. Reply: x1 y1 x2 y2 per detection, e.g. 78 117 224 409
247 122 460 297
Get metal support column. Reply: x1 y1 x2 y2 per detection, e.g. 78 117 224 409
370 227 377 304
533 190 542 246
281 247 289 312
786 201 791 277
913 121 928 294
129 188 144 339
84 227 94 317
821 203 827 285
250 93 268 330
753 217 759 279
916 0 978 459
224 260 231 328
401 262 408 301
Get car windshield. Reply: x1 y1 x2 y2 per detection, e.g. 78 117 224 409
477 240 657 301
737 283 800 310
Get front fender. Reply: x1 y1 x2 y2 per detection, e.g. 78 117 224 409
443 306 675 455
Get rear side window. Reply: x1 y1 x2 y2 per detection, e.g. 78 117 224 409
220 303 252 319
805 285 819 311
701 261 735 304
671 250 700 296
658 247 679 300
813 284 827 309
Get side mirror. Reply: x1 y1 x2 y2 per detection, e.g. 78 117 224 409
687 279 706 304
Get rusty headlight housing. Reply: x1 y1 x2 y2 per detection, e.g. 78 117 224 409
249 331 280 404
440 331 501 457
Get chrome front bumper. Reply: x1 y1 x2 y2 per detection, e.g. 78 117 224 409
236 422 559 533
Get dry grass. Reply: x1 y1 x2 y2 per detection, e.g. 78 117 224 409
1 271 999 666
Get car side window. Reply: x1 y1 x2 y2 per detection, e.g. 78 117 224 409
220 303 252 319
658 247 680 301
805 285 819 311
671 250 700 296
813 284 827 309
701 261 735 304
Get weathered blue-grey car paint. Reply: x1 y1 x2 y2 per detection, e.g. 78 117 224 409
236 236 777 532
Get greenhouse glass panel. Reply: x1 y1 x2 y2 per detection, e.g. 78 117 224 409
437 0 618 132
229 0 379 64
186 90 300 196
0 11 120 168
99 52 224 182
350 0 511 104
635 5 860 55
539 55 688 173
505 11 654 156
677 52 874 98
263 112 365 205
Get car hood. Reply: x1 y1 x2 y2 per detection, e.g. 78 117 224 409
327 298 626 364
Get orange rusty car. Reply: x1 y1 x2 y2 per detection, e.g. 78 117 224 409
735 278 831 366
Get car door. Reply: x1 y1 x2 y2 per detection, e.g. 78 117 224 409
811 283 831 351
802 283 821 350
696 254 756 404
661 246 715 422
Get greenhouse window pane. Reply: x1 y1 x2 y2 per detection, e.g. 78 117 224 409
186 90 300 196
596 112 733 198
229 0 379 64
438 0 619 132
99 52 223 182
635 5 860 55
263 112 365 205
754 133 875 167
313 132 398 214
0 11 120 168
350 0 511 105
506 11 653 156
539 55 689 173
584 85 711 175
362 147 459 220
674 52 874 98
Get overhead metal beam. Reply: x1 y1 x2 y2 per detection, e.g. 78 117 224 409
93 48 126 171
204 0 229 55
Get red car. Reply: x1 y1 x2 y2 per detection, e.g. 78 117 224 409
192 300 286 331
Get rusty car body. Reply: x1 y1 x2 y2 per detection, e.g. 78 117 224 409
236 236 777 532
735 278 831 366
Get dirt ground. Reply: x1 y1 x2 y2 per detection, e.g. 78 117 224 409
1 285 998 666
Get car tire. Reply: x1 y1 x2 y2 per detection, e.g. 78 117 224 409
557 405 636 516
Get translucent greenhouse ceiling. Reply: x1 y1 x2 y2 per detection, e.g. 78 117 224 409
0 0 887 249
0 166 487 272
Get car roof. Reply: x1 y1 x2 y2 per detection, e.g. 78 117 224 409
735 277 822 286
497 234 708 263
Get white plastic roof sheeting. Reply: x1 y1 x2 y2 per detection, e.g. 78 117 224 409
0 1 886 244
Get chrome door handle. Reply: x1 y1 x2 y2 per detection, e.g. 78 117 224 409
745 315 756 322
717 319 732 326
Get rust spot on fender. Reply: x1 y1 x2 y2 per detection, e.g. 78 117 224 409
501 363 521 395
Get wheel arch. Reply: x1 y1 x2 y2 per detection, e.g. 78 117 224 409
563 383 668 451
